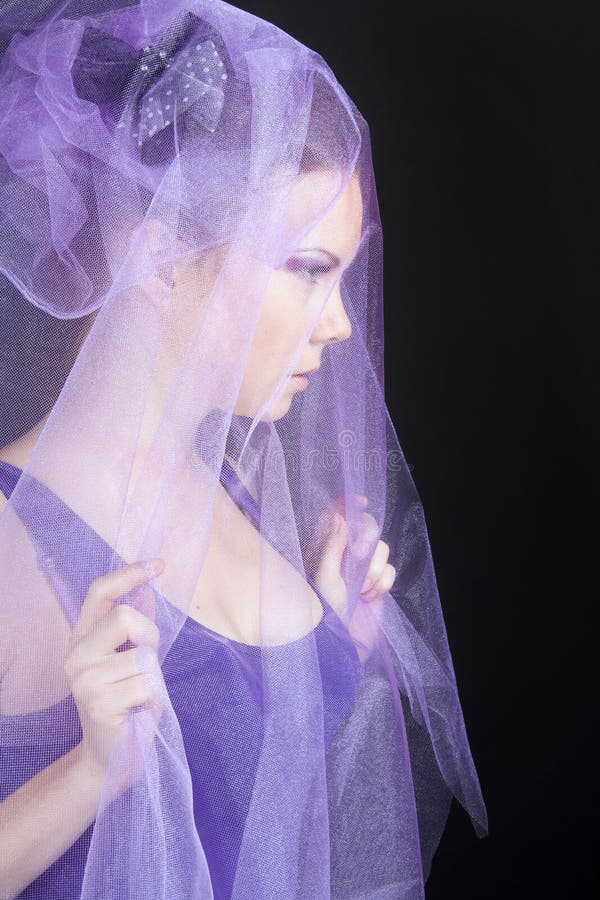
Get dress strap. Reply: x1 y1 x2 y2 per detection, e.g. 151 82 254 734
0 459 21 499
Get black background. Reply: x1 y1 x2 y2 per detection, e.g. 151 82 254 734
240 2 595 898
0 0 594 896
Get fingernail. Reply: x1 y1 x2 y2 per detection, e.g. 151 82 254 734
141 558 164 579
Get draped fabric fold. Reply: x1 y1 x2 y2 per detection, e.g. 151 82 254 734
0 2 487 897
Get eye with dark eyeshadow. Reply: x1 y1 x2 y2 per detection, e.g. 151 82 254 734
284 256 336 284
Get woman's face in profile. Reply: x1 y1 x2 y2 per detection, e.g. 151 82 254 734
161 168 362 423
236 169 363 421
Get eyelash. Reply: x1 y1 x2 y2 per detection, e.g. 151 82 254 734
284 258 335 284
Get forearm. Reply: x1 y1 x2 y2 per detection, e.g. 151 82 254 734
0 742 105 899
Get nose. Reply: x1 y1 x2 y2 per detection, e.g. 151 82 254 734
311 281 352 344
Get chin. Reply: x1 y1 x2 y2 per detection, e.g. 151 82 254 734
262 403 289 422
262 394 295 422
235 385 295 423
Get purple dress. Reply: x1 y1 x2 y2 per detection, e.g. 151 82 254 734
0 458 361 899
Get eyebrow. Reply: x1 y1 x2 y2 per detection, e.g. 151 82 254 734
295 247 341 267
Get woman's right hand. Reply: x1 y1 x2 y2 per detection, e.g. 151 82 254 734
64 559 166 788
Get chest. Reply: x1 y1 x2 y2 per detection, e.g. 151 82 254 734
186 484 324 647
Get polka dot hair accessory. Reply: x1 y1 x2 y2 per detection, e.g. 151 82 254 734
134 37 226 146
72 11 227 154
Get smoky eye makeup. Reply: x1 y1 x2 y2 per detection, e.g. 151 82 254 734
283 254 338 284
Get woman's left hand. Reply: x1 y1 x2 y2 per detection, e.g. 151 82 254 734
305 494 396 664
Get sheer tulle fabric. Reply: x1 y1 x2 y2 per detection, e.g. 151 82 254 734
0 1 487 898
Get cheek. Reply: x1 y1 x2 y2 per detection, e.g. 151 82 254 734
250 278 316 364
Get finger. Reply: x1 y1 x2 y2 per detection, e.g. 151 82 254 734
331 493 369 515
73 559 164 642
316 493 369 530
79 645 160 687
102 672 162 719
307 503 344 556
360 540 390 593
361 562 396 600
349 512 379 558
128 582 157 621
316 512 348 584
70 603 161 665
306 495 369 566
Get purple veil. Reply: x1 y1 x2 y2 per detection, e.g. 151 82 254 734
0 1 487 897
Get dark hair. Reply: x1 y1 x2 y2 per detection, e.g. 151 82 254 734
0 271 96 445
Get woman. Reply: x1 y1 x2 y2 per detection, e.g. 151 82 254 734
0 1 487 898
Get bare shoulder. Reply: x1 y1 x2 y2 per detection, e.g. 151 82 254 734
0 416 48 512
0 422 43 513
0 417 51 512
0 415 50 472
